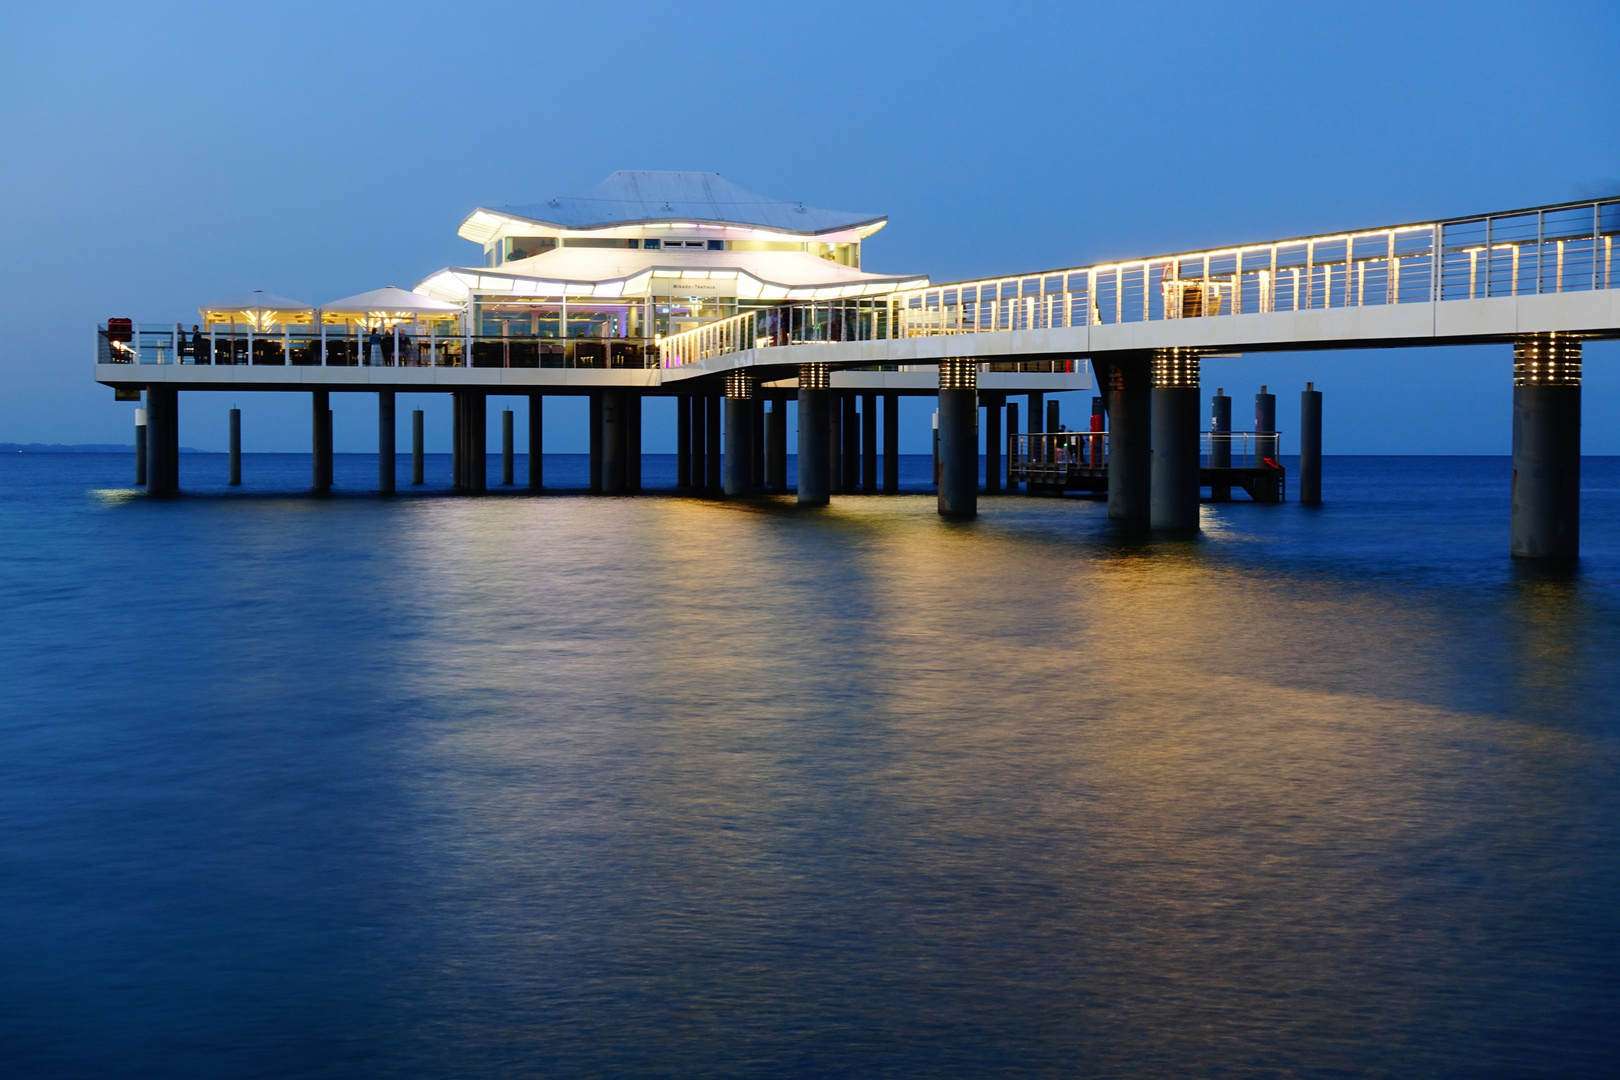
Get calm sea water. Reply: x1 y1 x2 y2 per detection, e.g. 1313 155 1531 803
2 453 1618 1078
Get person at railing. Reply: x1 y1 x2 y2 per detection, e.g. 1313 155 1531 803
191 325 207 365
174 323 188 363
367 326 383 367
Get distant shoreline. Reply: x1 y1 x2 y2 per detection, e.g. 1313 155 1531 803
2 443 204 454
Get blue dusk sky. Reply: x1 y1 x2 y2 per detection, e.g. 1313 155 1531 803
2 1 1618 455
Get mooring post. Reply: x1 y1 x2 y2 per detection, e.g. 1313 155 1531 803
882 392 899 493
528 393 542 490
1299 382 1322 505
228 407 241 486
937 359 978 518
1255 384 1279 501
723 372 753 496
797 364 831 506
1102 354 1151 523
501 408 514 486
378 392 395 494
1150 350 1201 532
1209 388 1231 501
1511 334 1581 559
134 406 147 486
411 409 424 485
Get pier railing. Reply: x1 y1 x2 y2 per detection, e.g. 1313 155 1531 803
1202 431 1282 469
1011 431 1108 473
97 324 659 369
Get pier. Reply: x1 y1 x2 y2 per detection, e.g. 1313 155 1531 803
96 174 1620 558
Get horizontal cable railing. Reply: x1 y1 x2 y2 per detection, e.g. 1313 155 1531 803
1202 431 1282 469
1010 431 1108 472
97 324 660 370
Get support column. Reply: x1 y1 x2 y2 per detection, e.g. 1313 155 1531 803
1047 397 1060 436
501 408 514 486
1299 382 1322 505
1006 400 1019 492
411 409 424 485
677 393 692 490
842 393 860 492
983 392 1001 494
528 394 542 490
312 389 331 494
146 387 178 496
797 364 831 506
938 359 978 518
452 391 485 493
134 407 147 486
378 392 395 494
765 398 788 491
751 396 765 490
723 371 754 496
228 407 241 487
1209 388 1231 501
601 390 624 493
828 391 842 494
627 393 642 493
690 393 705 494
1100 354 1150 522
861 392 878 492
588 391 603 493
882 393 898 493
451 394 460 488
1029 391 1045 435
1511 334 1581 559
705 393 721 493
1150 349 1201 532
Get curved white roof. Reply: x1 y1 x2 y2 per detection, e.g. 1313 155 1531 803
460 171 885 241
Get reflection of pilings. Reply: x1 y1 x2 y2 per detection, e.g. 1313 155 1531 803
1101 354 1150 522
378 392 395 494
1150 349 1200 532
1300 383 1322 505
1209 388 1231 501
1511 333 1581 559
723 371 753 496
228 407 241 487
528 394 542 490
312 390 332 494
411 409 424 485
883 393 899 493
798 364 831 506
938 359 978 518
147 387 178 496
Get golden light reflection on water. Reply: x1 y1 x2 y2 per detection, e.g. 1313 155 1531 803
366 492 1607 1069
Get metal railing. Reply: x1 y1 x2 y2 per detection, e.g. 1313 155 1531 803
660 197 1620 368
97 324 660 370
1011 431 1108 474
1202 431 1282 469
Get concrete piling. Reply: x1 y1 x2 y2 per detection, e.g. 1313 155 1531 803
312 390 332 494
1149 350 1201 532
937 359 978 518
723 372 753 496
1511 334 1581 559
229 407 241 486
411 410 424 485
677 393 692 490
378 392 395 494
882 393 899 493
528 394 542 490
627 393 642 493
134 407 147 486
797 364 831 506
146 387 178 496
501 408 514 486
861 392 878 492
1299 382 1322 505
1006 401 1019 492
983 392 1002 494
1101 354 1151 523
766 398 788 490
705 394 722 493
601 391 624 493
842 393 860 493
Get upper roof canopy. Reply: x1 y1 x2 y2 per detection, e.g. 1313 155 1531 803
460 171 886 242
